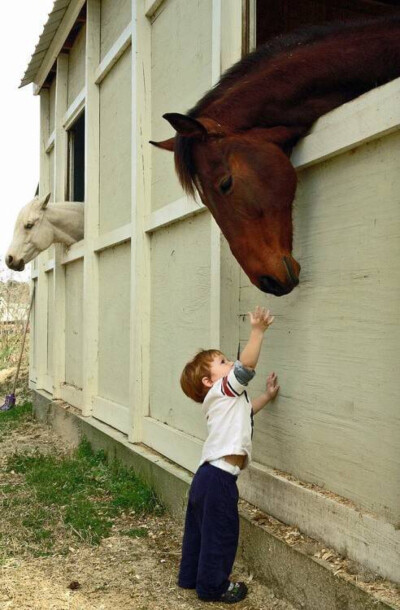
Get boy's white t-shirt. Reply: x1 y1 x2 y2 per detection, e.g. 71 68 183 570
199 361 255 470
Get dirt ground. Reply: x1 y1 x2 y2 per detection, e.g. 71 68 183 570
0 409 296 610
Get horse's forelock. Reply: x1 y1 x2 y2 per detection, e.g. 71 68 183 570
174 135 197 197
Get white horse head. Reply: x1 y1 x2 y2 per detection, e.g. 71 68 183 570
6 193 84 271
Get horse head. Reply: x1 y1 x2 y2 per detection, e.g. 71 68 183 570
6 193 54 271
151 114 301 295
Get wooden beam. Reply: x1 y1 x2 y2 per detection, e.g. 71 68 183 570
94 23 132 85
81 0 101 417
129 0 152 443
52 53 69 400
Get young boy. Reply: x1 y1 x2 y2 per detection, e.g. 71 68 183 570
178 306 279 604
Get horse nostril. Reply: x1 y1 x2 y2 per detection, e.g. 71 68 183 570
259 275 288 296
282 256 300 288
6 255 13 265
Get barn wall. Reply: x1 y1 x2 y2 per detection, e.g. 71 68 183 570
239 131 400 522
30 0 400 581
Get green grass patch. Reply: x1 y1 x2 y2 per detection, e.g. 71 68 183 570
0 396 34 440
1 437 163 558
0 402 34 439
122 528 149 538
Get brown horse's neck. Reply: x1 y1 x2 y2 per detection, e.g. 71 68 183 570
192 17 400 140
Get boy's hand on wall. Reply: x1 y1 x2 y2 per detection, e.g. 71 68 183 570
248 306 274 332
265 372 280 401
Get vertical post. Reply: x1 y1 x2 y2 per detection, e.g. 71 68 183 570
218 0 243 358
82 0 101 416
209 0 222 348
129 0 152 443
52 53 69 399
35 90 51 392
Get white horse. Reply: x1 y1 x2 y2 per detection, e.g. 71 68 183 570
6 193 84 271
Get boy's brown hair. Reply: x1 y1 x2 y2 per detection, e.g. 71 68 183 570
180 349 222 403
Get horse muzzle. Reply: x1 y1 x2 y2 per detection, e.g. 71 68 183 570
258 256 300 296
6 255 25 272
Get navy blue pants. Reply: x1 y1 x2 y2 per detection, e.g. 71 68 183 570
178 462 239 601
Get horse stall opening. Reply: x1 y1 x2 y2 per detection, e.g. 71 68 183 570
26 0 400 584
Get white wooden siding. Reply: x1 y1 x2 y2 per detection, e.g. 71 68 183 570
239 131 400 521
49 78 56 133
149 213 211 438
67 24 86 106
45 269 54 391
150 0 213 212
100 0 131 61
99 47 132 233
96 242 131 432
65 259 84 389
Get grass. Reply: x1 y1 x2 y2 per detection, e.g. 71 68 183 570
0 409 164 559
0 401 34 438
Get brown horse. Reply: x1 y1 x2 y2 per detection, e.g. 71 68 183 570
151 16 400 295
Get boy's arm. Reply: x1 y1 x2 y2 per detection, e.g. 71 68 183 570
252 372 280 414
240 306 274 369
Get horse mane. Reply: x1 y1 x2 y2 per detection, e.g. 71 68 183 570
188 15 400 119
174 14 400 196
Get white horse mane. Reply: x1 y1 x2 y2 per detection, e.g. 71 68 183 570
6 193 84 271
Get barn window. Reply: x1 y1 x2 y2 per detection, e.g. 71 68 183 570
67 110 85 202
248 0 400 49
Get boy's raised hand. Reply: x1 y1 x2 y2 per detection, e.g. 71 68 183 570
248 306 274 332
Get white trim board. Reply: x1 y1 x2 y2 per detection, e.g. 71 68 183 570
44 259 55 273
145 197 206 233
59 383 83 410
142 417 203 473
93 395 130 435
93 223 132 253
45 132 55 154
63 87 86 130
145 0 166 19
95 23 132 85
292 77 400 170
61 240 85 265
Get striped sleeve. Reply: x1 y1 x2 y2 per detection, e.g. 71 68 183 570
221 361 255 396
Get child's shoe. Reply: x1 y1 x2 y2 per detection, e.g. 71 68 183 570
219 581 248 604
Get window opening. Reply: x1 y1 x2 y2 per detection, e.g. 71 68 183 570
67 111 85 202
253 0 400 49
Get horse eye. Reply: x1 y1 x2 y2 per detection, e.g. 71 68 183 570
219 175 233 195
25 223 34 230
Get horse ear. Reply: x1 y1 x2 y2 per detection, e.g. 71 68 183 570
41 193 51 209
163 113 207 138
149 138 175 152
